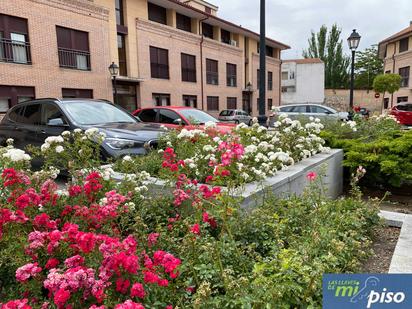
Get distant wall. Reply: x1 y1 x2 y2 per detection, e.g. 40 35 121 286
324 89 382 112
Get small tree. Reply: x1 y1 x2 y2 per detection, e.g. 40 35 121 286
373 74 401 111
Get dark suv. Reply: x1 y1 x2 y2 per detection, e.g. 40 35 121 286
0 98 163 158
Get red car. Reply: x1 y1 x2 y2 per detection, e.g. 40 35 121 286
391 103 412 126
132 106 236 132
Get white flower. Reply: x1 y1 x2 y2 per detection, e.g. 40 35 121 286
61 131 71 137
45 136 64 144
123 155 132 162
2 148 31 162
55 146 64 153
204 121 217 129
6 138 14 145
85 128 99 136
41 143 50 152
244 145 257 154
74 128 82 133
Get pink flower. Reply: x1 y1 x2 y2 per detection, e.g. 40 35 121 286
53 289 70 308
306 171 317 181
116 278 131 294
16 262 42 282
147 233 160 247
114 300 144 309
64 255 84 268
1 299 31 309
143 271 159 284
45 258 60 269
190 223 200 235
130 283 145 299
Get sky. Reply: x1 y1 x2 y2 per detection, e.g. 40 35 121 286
217 0 412 59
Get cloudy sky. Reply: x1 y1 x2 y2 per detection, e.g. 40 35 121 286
217 0 412 59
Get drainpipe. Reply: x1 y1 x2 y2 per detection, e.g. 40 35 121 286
279 58 282 106
199 17 208 111
390 43 397 108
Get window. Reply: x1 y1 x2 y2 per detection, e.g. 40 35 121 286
42 104 66 125
268 71 273 90
399 66 410 88
384 98 389 109
227 97 237 109
310 105 330 114
56 26 90 70
176 13 191 32
150 46 169 79
62 88 93 98
279 106 294 112
397 96 409 103
21 104 41 125
118 34 127 76
115 0 124 25
8 106 24 122
226 63 237 87
281 71 288 80
207 96 219 111
221 29 231 44
399 37 409 53
138 109 157 122
0 85 34 110
206 59 218 85
148 2 167 25
267 98 273 110
152 93 170 106
0 14 31 64
202 23 214 39
159 109 182 124
257 69 260 89
397 103 412 111
291 105 308 113
183 95 197 108
181 53 196 82
257 43 274 57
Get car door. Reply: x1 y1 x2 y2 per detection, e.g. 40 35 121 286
136 109 158 124
18 103 43 149
0 105 25 147
289 105 308 120
158 109 185 129
308 105 330 120
38 102 71 142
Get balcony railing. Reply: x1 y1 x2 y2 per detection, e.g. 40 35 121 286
0 38 32 64
58 47 91 71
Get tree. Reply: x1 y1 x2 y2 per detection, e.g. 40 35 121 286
354 45 383 89
373 73 401 111
303 24 350 89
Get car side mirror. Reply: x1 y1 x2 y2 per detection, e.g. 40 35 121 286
47 118 68 127
173 118 183 125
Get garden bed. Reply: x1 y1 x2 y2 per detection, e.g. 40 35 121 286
108 149 344 208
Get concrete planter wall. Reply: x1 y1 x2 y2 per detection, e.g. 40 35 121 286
109 149 344 208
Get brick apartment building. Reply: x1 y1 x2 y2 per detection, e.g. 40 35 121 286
378 22 412 108
0 0 289 117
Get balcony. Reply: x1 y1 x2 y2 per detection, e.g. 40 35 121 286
0 38 32 64
58 47 91 71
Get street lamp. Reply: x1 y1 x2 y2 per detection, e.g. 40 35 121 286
258 0 266 126
108 62 119 105
347 29 361 112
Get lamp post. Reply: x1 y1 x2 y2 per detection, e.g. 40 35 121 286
258 0 266 126
347 29 361 113
108 62 119 105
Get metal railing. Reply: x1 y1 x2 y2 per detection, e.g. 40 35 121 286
58 47 91 71
0 38 31 64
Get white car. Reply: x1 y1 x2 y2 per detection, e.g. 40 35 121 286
272 104 348 121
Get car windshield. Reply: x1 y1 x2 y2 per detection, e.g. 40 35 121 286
62 101 137 125
397 104 412 111
219 110 234 116
179 109 218 125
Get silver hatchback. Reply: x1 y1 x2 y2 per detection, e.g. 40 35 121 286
272 104 348 122
218 109 252 125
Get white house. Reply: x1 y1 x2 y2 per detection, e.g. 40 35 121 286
281 58 325 104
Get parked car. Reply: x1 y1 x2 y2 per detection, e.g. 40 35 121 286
0 99 164 159
271 104 348 122
132 106 236 132
391 103 412 126
218 109 252 125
